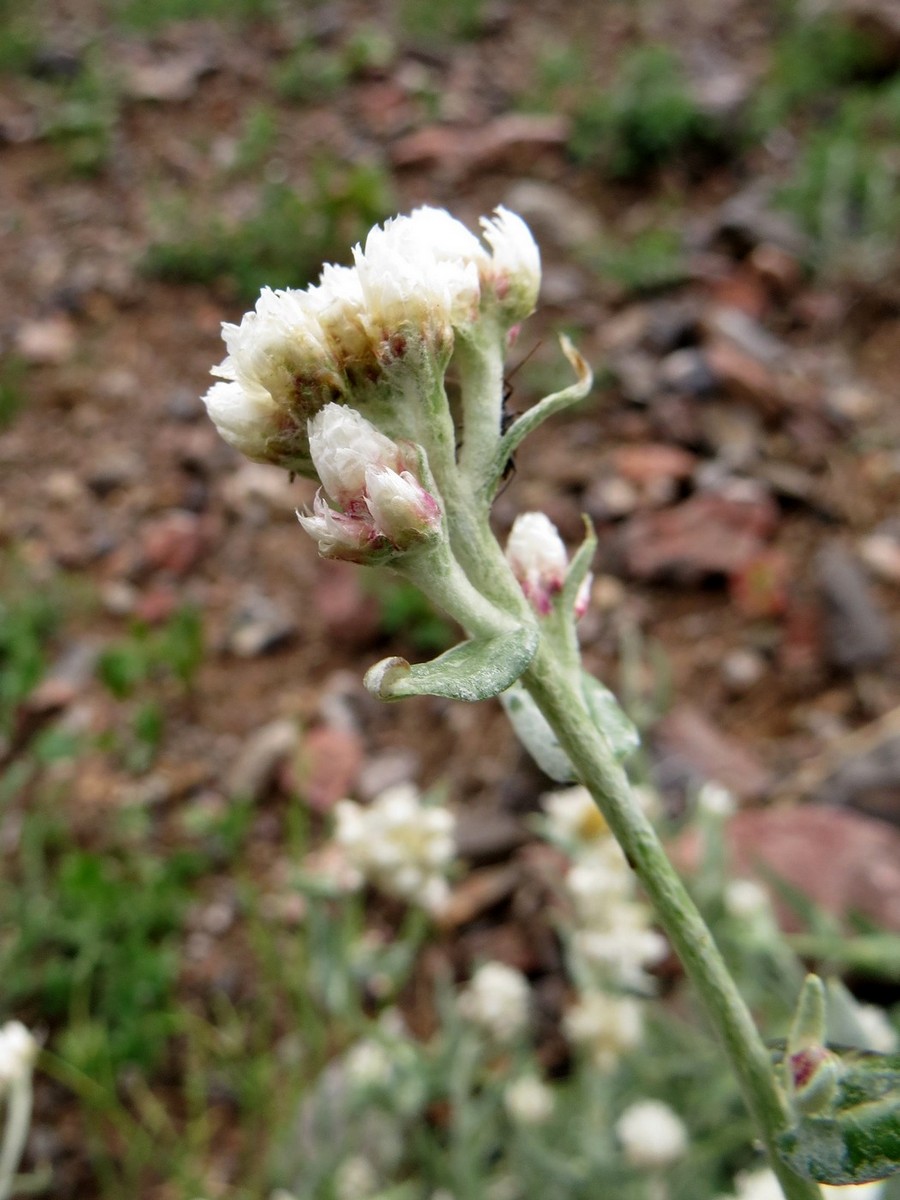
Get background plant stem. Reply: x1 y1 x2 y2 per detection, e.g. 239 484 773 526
522 643 822 1200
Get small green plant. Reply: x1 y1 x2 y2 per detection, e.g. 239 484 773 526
97 606 204 699
399 0 487 43
751 12 880 134
0 569 60 738
144 163 394 300
106 0 273 32
778 80 900 278
272 41 349 104
368 578 456 655
0 0 38 73
569 45 717 180
42 50 120 176
591 227 687 295
230 104 280 175
517 39 591 113
0 356 27 430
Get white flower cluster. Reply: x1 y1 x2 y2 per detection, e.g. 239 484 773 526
0 1020 36 1094
547 787 667 993
297 404 441 561
540 787 666 1072
334 783 456 913
203 205 540 474
457 961 531 1043
615 1098 688 1169
505 512 592 619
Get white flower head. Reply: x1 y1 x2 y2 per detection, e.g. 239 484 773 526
0 1021 37 1092
504 1074 555 1125
353 211 481 350
299 404 441 561
204 286 343 473
202 379 281 463
334 784 456 912
480 206 541 325
308 403 403 507
564 991 644 1071
615 1099 688 1169
506 512 569 616
458 962 531 1042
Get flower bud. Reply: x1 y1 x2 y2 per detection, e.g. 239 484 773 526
299 403 442 562
364 465 442 548
505 512 568 615
480 206 541 325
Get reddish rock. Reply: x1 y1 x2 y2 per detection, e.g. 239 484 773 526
133 584 180 625
706 338 782 415
314 562 382 648
609 444 697 487
729 549 791 619
727 806 900 931
141 511 212 578
654 703 773 802
621 491 779 582
295 725 365 813
391 114 567 179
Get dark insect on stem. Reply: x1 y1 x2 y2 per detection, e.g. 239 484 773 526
498 342 542 490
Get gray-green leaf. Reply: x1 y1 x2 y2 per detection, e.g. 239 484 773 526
365 627 539 703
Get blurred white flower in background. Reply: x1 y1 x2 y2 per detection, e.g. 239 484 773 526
541 785 609 848
855 1003 898 1053
563 991 643 1072
503 1074 555 1125
696 781 737 818
615 1098 688 1169
333 1154 380 1200
334 783 456 914
458 962 531 1042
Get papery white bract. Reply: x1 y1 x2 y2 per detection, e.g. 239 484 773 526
542 785 609 847
297 493 376 560
203 379 281 463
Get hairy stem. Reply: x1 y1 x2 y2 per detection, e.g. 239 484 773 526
522 644 821 1200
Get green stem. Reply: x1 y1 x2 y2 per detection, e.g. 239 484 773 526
522 643 821 1200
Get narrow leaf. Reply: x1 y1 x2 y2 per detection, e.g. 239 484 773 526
501 682 575 782
582 672 641 763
